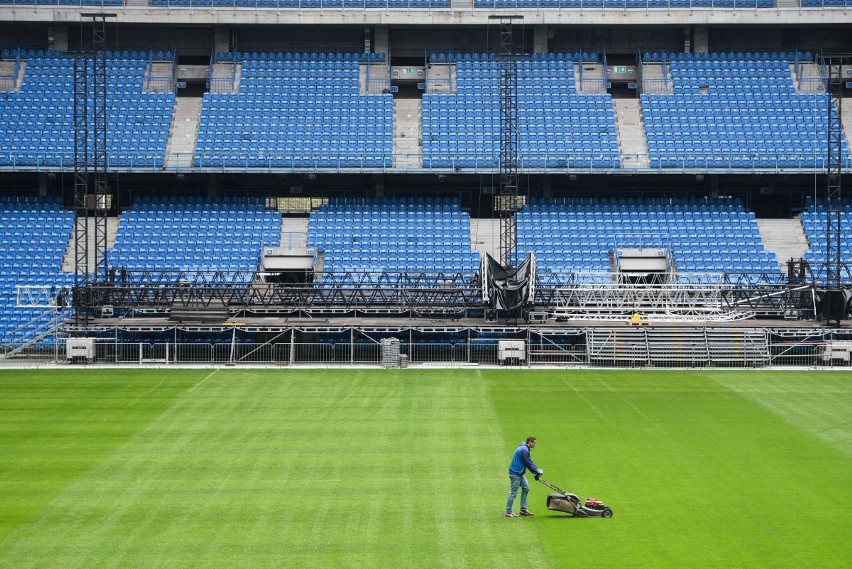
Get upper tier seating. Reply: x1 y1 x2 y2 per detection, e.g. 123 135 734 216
0 49 175 168
800 199 852 284
516 196 778 276
0 0 123 4
0 195 75 347
109 196 281 280
195 52 393 169
475 0 773 6
307 196 479 277
422 52 619 169
641 52 851 170
149 0 448 6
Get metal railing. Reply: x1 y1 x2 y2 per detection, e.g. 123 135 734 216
4 334 852 368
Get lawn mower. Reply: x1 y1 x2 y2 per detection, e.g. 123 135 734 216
536 476 613 518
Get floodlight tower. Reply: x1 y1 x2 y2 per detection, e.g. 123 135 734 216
489 15 523 267
73 13 115 325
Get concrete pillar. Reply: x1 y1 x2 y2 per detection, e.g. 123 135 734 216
533 26 550 54
206 174 218 197
541 174 551 199
693 27 709 54
214 27 230 55
373 26 389 57
49 25 69 51
38 173 49 196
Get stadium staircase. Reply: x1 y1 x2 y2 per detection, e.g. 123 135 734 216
0 58 24 91
756 218 810 272
614 99 650 169
393 98 422 168
470 218 499 262
587 328 770 366
165 97 202 169
279 217 309 253
209 61 240 93
843 99 852 151
640 61 673 94
60 217 120 273
791 62 825 94
575 61 607 94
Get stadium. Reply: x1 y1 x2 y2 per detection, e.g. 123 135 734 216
0 6 851 365
1 6 852 569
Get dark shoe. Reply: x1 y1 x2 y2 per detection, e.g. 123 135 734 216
520 509 534 516
505 512 517 518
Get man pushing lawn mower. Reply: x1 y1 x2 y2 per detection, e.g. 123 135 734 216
505 436 544 518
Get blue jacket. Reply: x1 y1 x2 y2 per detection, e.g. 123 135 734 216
509 442 541 476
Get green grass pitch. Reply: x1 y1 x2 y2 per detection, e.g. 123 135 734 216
1 368 851 568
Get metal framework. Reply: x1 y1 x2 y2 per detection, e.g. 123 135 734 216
489 15 523 266
820 54 847 290
73 13 115 325
71 268 835 323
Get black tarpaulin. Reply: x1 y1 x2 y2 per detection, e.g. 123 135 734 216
486 253 533 311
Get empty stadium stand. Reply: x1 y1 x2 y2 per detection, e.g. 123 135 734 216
641 52 851 170
307 196 480 276
0 195 74 348
516 196 779 276
422 52 619 170
108 195 282 280
0 48 175 169
800 198 852 284
194 51 393 169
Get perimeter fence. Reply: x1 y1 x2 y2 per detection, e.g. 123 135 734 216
5 329 852 368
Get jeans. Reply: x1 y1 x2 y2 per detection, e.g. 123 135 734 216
506 473 529 513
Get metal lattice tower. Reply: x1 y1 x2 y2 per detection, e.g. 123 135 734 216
73 13 114 324
820 55 847 291
489 15 522 267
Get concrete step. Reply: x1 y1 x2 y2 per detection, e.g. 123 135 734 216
393 98 422 168
842 99 852 151
280 217 309 252
210 62 240 93
613 98 649 169
61 216 120 273
757 218 810 272
575 63 607 94
641 63 673 94
165 97 202 169
790 62 825 94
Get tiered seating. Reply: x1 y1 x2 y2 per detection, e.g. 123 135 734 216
307 196 479 276
0 196 75 346
800 199 852 284
422 52 619 169
641 52 850 169
195 52 393 169
150 0 448 6
516 196 778 275
475 0 773 6
109 196 281 279
0 0 123 4
0 49 174 168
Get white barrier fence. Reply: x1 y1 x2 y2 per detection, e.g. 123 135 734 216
4 335 852 368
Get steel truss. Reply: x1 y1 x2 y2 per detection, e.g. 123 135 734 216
489 15 523 266
73 13 115 326
72 268 832 322
819 54 848 290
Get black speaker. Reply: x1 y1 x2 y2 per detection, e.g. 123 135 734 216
816 288 851 322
